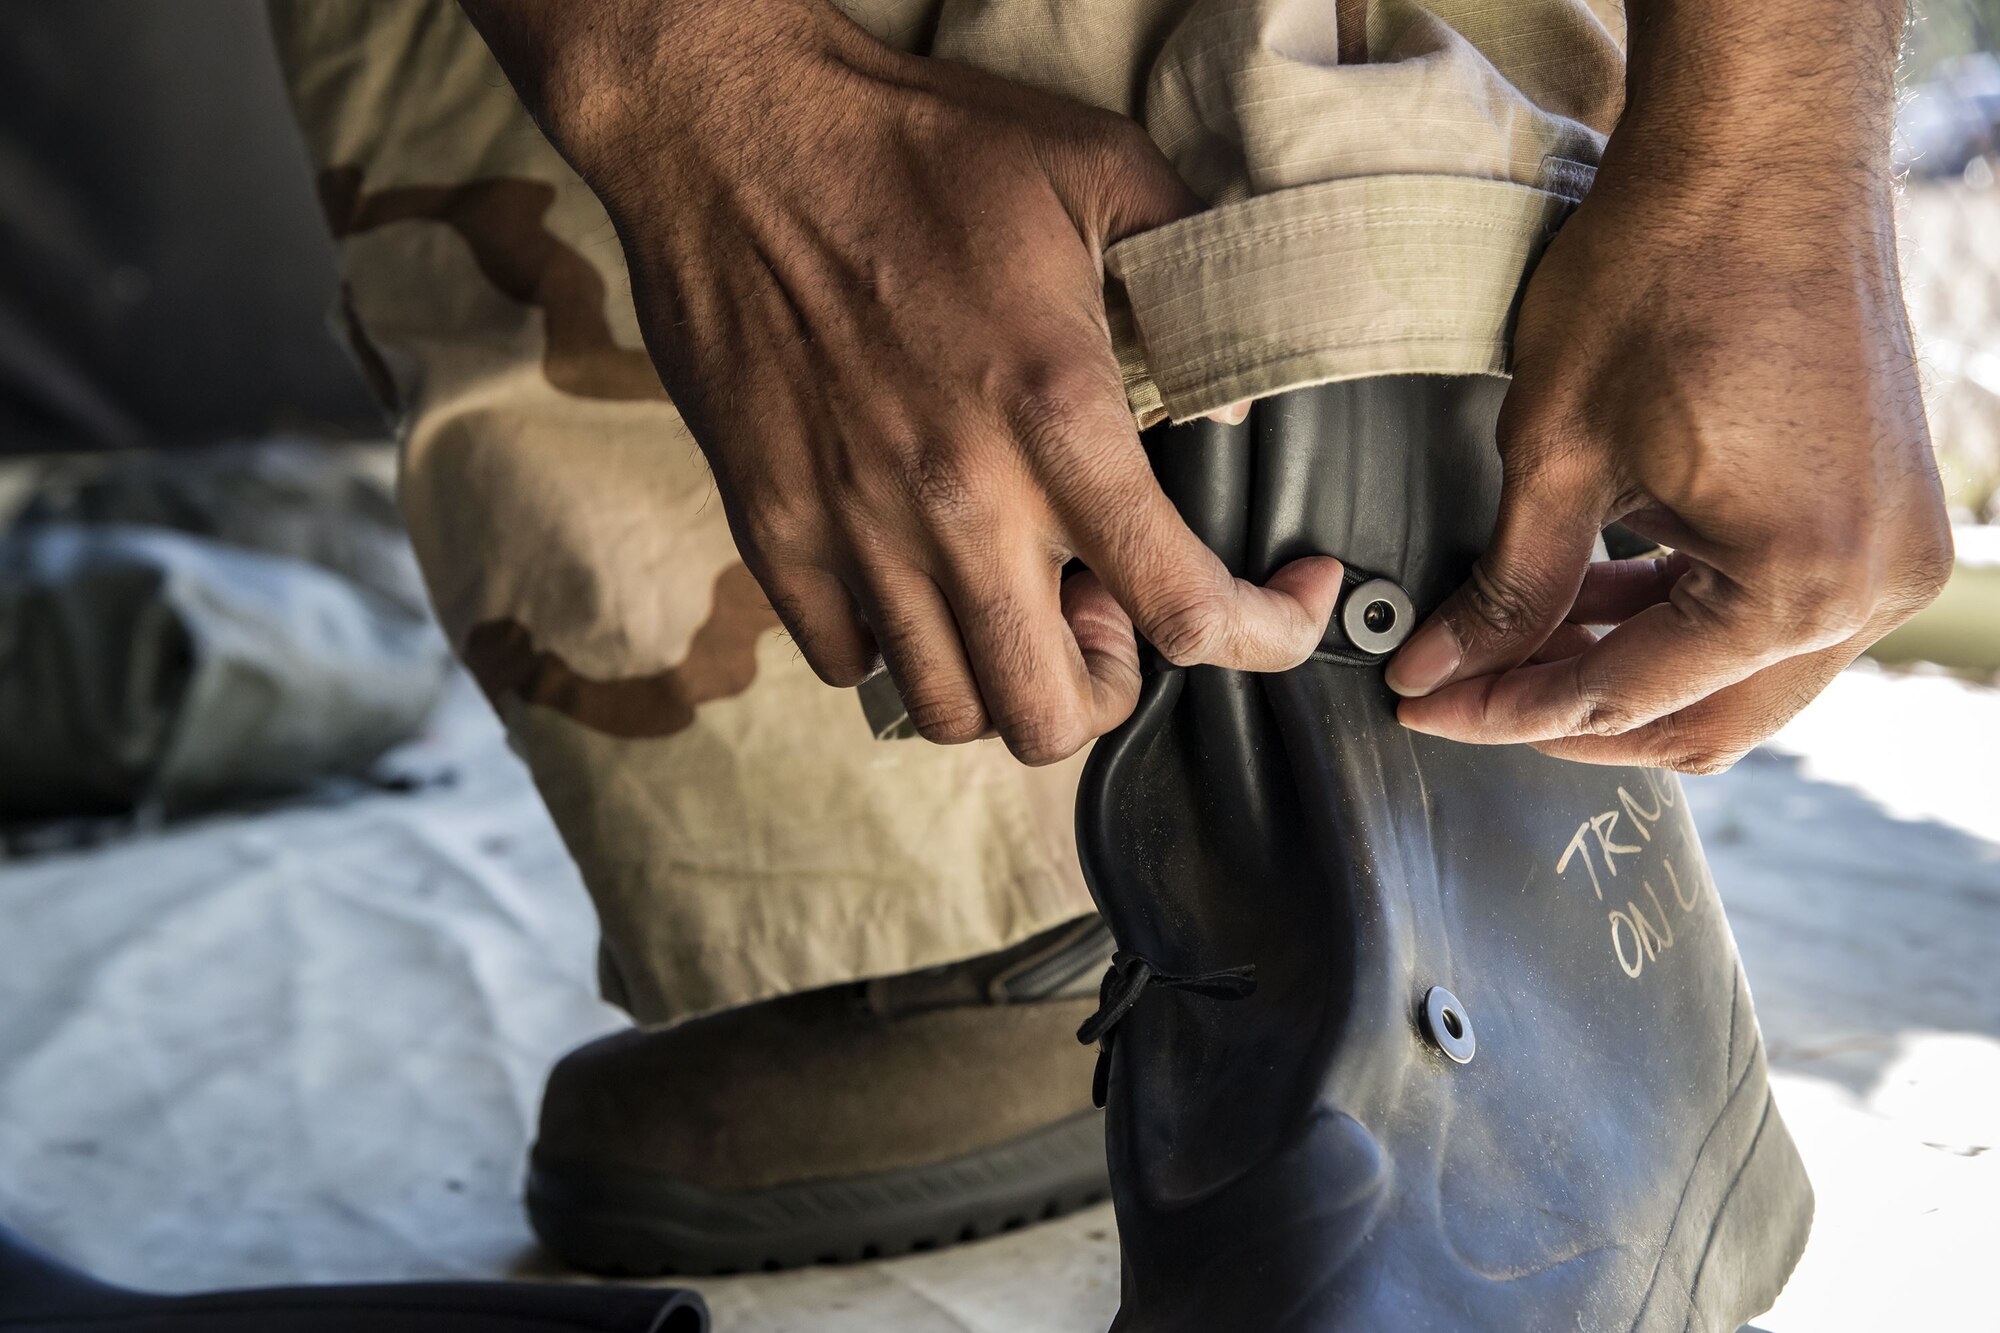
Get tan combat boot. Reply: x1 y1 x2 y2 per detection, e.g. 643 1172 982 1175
526 916 1111 1275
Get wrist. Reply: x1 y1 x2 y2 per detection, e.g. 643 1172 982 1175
458 0 841 186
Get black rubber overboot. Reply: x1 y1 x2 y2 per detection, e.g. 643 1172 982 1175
1076 377 1812 1333
0 1222 706 1332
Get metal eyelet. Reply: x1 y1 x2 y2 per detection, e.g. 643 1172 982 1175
1340 578 1415 655
1421 986 1476 1065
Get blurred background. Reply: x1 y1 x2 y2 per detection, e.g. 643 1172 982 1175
1901 0 2000 525
0 4 1995 1332
0 3 376 455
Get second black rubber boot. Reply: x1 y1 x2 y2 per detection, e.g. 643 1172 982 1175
0 1221 706 1332
1075 376 1813 1333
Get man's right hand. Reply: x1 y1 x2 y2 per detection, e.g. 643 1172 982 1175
460 0 1341 765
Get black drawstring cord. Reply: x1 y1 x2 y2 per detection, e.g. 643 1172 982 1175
1075 951 1257 1108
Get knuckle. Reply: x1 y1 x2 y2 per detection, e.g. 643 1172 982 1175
1459 561 1543 640
886 80 953 140
899 438 979 521
905 690 988 745
1633 708 1751 776
1145 589 1228 666
1665 566 1739 634
996 703 1091 766
1768 558 1876 644
1006 365 1138 507
1574 691 1644 738
910 468 977 524
739 499 823 563
1009 373 1105 461
1669 744 1745 777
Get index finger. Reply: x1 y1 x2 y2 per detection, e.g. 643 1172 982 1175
1394 575 1787 746
1531 634 1861 773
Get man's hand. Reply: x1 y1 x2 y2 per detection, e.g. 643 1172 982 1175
1387 0 1953 774
460 0 1340 765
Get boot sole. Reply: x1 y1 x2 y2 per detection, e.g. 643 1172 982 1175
525 1109 1109 1276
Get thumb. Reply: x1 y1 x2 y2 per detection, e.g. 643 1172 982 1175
1386 449 1606 698
1043 113 1203 251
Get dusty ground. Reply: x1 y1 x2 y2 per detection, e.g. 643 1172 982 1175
0 661 1994 1332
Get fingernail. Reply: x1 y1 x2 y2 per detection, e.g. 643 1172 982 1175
1209 400 1251 426
1386 621 1460 698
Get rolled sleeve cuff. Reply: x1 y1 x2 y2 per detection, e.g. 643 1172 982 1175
1107 174 1579 424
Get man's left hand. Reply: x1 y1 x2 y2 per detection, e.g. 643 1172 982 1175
1387 95 1953 775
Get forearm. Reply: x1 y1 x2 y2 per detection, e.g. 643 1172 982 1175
455 0 840 182
1612 0 1904 197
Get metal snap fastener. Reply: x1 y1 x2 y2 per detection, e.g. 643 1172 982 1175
1421 986 1475 1065
1341 578 1415 655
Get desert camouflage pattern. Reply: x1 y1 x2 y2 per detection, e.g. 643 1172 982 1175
268 0 1623 1023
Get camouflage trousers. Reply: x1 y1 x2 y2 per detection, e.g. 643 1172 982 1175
270 0 1625 1026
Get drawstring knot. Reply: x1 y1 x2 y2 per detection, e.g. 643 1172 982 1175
1075 951 1256 1107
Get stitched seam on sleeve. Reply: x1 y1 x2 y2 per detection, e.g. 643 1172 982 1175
1116 210 1552 275
1156 332 1511 395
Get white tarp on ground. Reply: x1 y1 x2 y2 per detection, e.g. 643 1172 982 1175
1 665 1995 1332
